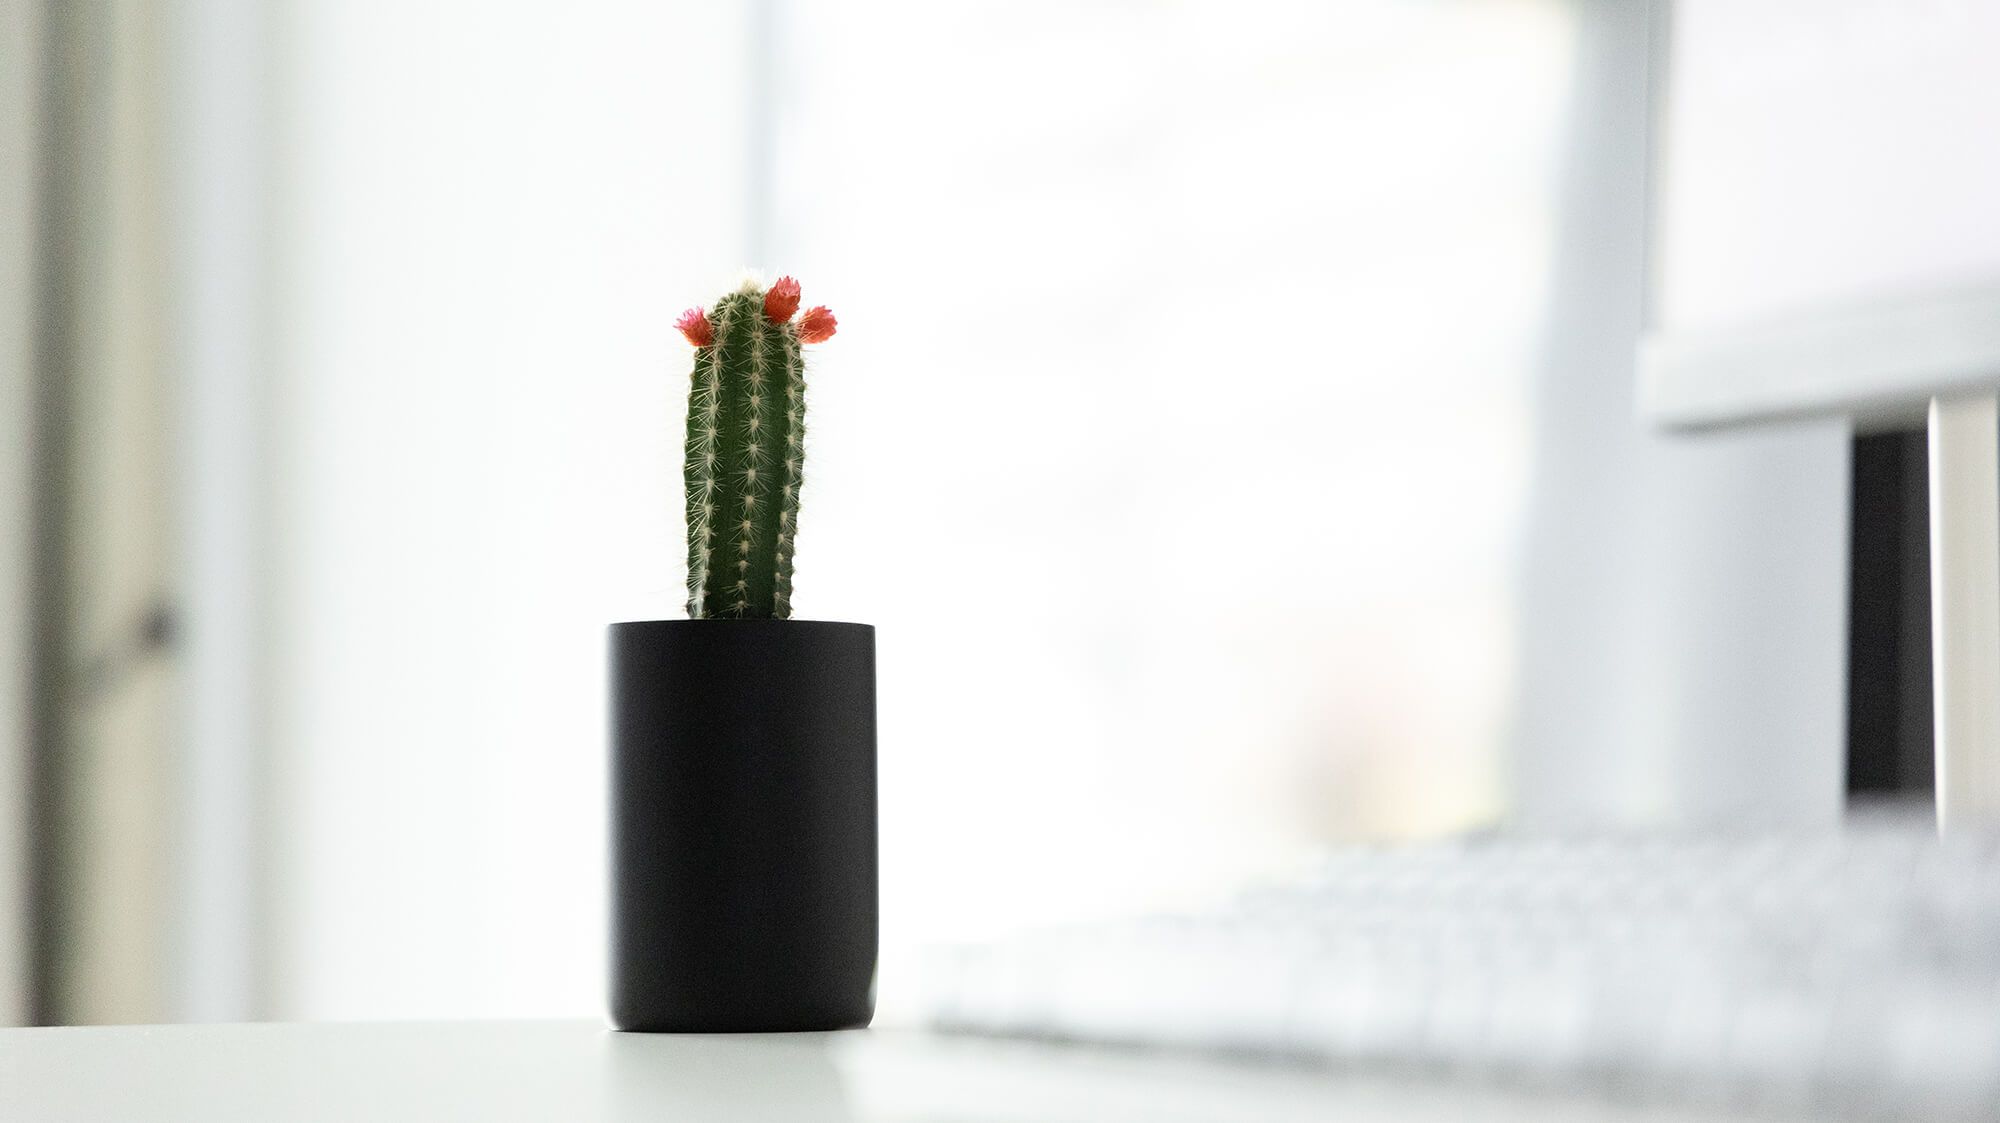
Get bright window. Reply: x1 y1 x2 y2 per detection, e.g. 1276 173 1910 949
272 0 1575 1018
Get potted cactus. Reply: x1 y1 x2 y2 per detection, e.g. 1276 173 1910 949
609 276 876 1033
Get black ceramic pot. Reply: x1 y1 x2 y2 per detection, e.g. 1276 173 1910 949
609 619 877 1032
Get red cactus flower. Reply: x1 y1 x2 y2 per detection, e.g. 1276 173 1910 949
797 305 837 343
675 306 714 347
763 276 801 324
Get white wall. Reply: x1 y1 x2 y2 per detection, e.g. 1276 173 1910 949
1658 0 2000 332
270 0 752 1018
1510 0 1849 830
165 0 278 1022
770 0 1578 983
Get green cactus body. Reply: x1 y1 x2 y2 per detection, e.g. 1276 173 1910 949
678 277 832 620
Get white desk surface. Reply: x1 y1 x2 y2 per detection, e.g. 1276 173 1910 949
0 1019 1762 1122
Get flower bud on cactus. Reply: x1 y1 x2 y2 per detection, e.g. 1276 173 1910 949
797 306 837 344
678 276 836 619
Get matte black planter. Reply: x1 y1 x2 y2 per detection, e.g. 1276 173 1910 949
609 619 877 1032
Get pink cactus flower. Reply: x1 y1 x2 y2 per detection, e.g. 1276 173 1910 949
763 276 802 324
675 306 714 347
797 306 837 343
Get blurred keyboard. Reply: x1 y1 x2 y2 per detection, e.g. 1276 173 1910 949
915 811 2000 1120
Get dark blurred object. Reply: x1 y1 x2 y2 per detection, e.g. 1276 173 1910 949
78 601 178 700
1847 430 1933 797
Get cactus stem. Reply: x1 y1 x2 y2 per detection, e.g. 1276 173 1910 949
680 278 831 619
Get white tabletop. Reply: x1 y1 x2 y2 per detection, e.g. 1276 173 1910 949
0 1020 1754 1122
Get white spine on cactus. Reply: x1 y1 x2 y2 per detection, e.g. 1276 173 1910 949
731 305 780 614
686 298 735 616
774 331 805 614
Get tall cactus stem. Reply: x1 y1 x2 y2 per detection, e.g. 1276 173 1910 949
678 276 833 620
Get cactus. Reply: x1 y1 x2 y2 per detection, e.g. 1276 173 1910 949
676 276 838 619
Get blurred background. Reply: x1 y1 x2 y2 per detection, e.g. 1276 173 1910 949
0 0 1921 1026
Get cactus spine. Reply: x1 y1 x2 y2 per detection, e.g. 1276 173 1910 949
677 277 836 619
